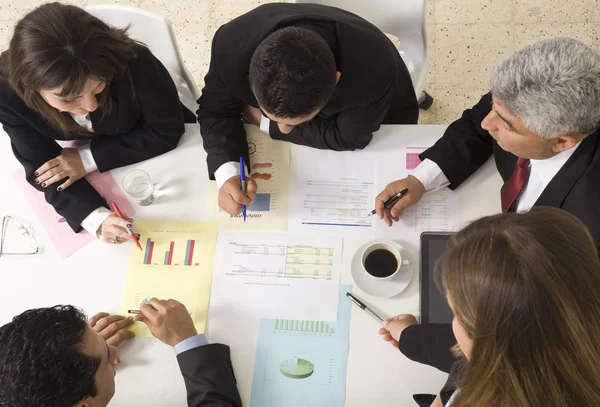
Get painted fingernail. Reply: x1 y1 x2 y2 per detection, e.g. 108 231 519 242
127 224 132 228
41 183 46 187
57 187 62 191
35 179 40 184
34 172 39 176
135 233 141 239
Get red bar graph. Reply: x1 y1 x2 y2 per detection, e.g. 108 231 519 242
167 241 174 265
147 241 154 264
187 240 195 266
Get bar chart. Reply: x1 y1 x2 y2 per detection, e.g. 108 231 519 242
272 318 336 337
142 237 201 267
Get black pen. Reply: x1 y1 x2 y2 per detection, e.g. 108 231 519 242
368 188 409 217
127 310 140 314
346 293 385 325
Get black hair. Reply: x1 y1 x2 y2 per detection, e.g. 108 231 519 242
249 26 337 119
0 305 100 407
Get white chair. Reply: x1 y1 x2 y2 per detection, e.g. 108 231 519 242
289 0 433 109
85 4 200 114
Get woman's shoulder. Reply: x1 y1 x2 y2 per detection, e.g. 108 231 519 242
129 43 159 69
0 78 25 111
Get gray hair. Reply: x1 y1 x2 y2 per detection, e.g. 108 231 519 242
491 37 600 139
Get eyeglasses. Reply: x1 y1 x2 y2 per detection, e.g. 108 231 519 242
0 216 40 257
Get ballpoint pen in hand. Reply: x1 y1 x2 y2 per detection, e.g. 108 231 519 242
367 188 409 217
111 202 142 251
346 292 385 325
240 156 247 222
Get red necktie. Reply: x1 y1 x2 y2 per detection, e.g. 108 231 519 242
501 158 531 212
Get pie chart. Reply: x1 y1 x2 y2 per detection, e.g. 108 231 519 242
279 357 314 379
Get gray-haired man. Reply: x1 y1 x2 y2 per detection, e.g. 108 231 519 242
375 37 600 250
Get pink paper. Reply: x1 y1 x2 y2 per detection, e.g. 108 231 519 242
12 168 136 259
406 153 423 170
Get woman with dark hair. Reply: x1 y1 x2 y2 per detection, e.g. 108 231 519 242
379 207 600 406
0 2 194 244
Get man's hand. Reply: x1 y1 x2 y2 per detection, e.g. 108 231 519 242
97 213 134 244
218 175 258 216
88 312 136 347
242 104 262 127
377 314 419 349
138 298 198 347
35 148 87 191
375 176 425 227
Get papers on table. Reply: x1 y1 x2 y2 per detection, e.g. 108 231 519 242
204 125 290 232
288 146 375 235
12 168 135 259
250 284 352 407
120 220 219 337
210 233 342 321
288 133 461 239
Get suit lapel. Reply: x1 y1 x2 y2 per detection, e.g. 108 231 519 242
535 133 599 207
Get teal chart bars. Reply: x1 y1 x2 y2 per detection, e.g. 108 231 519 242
250 285 352 406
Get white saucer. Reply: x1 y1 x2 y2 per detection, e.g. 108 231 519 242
350 239 413 298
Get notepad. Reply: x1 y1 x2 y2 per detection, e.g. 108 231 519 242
12 168 135 259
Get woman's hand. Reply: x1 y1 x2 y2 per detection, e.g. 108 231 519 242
97 213 133 244
378 314 419 349
34 148 87 191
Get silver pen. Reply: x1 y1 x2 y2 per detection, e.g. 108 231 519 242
346 292 385 325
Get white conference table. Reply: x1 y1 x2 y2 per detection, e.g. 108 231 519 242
0 124 502 406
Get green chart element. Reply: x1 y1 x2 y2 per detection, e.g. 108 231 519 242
273 319 335 336
280 357 315 379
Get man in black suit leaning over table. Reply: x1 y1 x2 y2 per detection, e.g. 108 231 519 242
198 3 418 216
0 300 241 407
375 37 600 250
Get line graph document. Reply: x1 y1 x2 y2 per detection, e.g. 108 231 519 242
210 233 342 321
288 146 375 236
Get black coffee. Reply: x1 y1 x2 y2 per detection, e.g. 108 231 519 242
364 249 398 278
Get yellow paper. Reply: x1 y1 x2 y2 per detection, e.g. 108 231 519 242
204 124 290 232
120 220 219 337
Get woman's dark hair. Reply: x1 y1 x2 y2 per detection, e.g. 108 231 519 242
0 305 101 407
0 2 137 135
441 207 600 407
249 26 337 119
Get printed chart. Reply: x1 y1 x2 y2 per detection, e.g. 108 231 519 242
250 285 352 406
120 220 218 337
204 124 290 231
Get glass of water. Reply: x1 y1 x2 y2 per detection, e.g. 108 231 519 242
122 169 157 206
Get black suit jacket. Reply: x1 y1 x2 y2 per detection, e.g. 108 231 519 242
177 344 242 407
198 3 418 178
400 324 461 407
0 45 195 232
421 93 600 249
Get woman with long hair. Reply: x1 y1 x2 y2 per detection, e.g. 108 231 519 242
379 207 600 406
0 3 194 244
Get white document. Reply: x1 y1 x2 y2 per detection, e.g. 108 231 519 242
210 233 342 321
372 139 461 239
288 146 375 236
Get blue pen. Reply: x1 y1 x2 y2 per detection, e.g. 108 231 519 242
240 157 247 222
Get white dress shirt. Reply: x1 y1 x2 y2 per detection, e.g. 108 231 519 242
411 143 581 212
68 112 111 236
213 114 271 188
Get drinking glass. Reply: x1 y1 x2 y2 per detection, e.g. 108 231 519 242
122 169 157 206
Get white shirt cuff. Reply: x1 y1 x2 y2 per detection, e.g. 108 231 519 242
81 207 112 237
173 334 208 355
78 144 98 174
410 159 450 192
259 114 271 134
214 161 240 189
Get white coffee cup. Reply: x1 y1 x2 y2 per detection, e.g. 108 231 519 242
361 240 411 281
